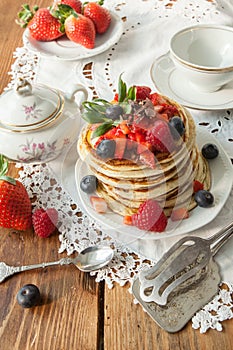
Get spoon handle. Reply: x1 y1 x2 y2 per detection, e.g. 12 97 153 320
0 258 76 283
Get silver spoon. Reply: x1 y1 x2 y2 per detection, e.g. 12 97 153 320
0 246 114 283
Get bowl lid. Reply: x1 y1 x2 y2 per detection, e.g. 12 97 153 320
0 79 63 131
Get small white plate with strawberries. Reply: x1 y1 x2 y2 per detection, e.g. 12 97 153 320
75 128 233 240
23 11 123 61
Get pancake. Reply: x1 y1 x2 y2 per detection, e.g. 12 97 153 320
77 94 211 219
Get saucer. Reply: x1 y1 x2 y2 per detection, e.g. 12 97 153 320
150 52 233 110
23 12 123 61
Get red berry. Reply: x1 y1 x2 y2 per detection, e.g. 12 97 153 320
131 199 167 232
146 120 175 153
0 155 32 231
27 8 63 41
193 180 204 193
123 215 132 226
83 2 111 34
32 208 58 238
135 86 151 100
139 150 156 169
170 208 189 221
90 196 107 213
65 14 96 49
55 0 82 13
149 93 167 106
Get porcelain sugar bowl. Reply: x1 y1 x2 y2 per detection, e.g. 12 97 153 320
0 78 88 163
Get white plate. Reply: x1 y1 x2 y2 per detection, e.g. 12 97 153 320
75 128 233 240
150 52 233 110
23 12 123 61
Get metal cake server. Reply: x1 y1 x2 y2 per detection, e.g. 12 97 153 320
132 221 233 332
138 221 233 305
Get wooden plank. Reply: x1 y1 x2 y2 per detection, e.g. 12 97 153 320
104 283 233 350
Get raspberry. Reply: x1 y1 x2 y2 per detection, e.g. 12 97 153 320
32 208 58 238
193 180 204 193
131 199 167 232
136 86 151 100
146 120 175 153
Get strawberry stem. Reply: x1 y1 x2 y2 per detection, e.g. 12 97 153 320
51 4 79 32
16 4 39 28
0 155 16 185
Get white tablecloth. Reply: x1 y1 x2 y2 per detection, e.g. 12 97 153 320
7 0 233 333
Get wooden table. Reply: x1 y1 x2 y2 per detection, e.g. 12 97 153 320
0 1 233 349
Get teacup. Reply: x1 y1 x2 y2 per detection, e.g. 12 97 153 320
169 25 233 92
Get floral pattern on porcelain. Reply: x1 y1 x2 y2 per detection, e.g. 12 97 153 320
17 138 70 163
22 102 43 120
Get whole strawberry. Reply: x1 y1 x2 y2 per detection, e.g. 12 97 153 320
17 4 64 41
32 208 58 238
83 0 111 34
54 4 96 48
131 199 167 232
0 155 32 231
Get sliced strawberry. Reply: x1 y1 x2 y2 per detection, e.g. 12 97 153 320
193 180 204 193
160 103 179 119
139 150 156 169
114 138 127 159
90 196 107 213
123 215 133 226
146 120 175 153
149 93 167 106
103 126 118 139
119 121 130 135
170 208 189 221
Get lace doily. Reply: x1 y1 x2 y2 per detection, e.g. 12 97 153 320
5 0 233 334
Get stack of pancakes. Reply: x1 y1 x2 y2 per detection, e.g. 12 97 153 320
77 97 210 216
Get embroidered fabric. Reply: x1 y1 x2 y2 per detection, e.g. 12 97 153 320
5 0 233 334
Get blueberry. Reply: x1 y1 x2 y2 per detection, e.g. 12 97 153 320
80 175 98 194
17 284 41 308
169 116 185 140
194 190 214 208
202 143 219 159
96 139 116 159
105 105 123 120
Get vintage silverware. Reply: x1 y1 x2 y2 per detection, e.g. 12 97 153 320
138 221 233 306
132 221 233 332
0 246 114 283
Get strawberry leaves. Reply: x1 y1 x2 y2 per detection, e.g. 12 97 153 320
16 4 39 28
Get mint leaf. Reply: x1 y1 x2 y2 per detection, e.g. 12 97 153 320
92 122 114 138
118 74 127 102
127 86 136 101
